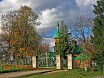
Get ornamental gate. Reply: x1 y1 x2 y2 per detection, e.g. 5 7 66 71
38 53 56 68
62 58 67 68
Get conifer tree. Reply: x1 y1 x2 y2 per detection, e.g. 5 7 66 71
91 0 104 71
54 20 71 58
59 20 70 58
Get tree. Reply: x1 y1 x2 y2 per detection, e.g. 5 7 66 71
54 20 71 59
1 6 41 64
59 21 70 58
91 0 104 71
38 44 49 55
72 16 94 59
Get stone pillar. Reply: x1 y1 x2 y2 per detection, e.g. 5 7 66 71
84 64 87 72
32 56 38 68
56 55 62 69
67 54 73 69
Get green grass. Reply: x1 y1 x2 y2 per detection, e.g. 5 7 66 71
17 69 104 78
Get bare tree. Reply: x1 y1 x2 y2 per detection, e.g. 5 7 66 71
72 16 94 59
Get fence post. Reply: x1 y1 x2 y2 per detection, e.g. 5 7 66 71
67 54 73 69
84 64 87 72
32 56 38 68
56 55 62 69
46 53 48 67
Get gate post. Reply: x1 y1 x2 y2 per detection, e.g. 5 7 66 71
32 56 38 68
67 54 73 69
56 55 62 69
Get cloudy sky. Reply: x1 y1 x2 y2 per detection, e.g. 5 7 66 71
0 0 98 51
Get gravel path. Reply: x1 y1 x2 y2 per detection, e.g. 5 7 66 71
0 70 51 78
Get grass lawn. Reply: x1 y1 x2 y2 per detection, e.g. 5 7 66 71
18 69 104 78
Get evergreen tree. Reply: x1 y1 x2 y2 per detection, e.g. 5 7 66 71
55 21 70 58
59 21 71 58
91 0 104 71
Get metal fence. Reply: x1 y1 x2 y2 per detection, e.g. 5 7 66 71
38 53 56 68
0 55 32 72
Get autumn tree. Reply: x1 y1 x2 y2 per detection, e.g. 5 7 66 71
38 44 49 55
1 6 41 64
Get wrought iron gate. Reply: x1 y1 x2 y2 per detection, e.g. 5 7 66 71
38 53 56 68
62 58 67 68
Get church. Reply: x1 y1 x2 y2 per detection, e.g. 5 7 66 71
53 20 90 68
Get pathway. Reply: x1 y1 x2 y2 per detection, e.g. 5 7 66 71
0 69 52 78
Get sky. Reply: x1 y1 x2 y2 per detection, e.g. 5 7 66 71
0 0 98 51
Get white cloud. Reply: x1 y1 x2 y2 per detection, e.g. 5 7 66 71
76 0 98 7
76 0 98 8
76 0 91 7
0 0 34 13
0 0 18 12
37 8 58 29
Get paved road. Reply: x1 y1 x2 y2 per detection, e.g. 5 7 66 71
0 70 51 78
